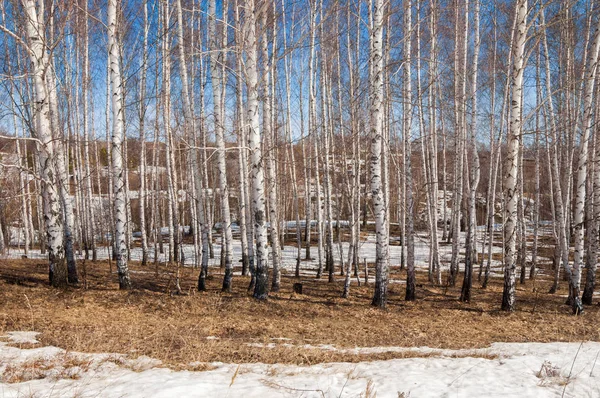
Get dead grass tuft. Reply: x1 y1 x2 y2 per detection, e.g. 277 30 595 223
2 353 93 383
363 379 377 398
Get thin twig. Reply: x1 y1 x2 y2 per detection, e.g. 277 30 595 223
261 379 326 398
562 342 583 398
23 294 34 330
590 351 599 377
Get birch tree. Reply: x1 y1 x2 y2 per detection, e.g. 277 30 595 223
137 0 150 266
427 0 441 285
460 0 481 302
108 0 132 289
234 0 251 277
40 2 78 283
209 0 234 291
20 0 66 286
245 0 269 299
579 16 600 307
281 0 302 278
403 0 415 301
308 0 324 279
261 5 281 292
450 0 468 287
542 7 571 296
162 0 181 266
370 0 388 308
502 0 527 311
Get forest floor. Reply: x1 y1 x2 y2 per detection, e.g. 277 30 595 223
1 256 599 369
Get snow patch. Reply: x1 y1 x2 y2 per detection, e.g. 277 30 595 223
2 331 40 345
1 333 600 397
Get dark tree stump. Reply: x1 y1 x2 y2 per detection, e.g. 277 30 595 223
293 283 303 295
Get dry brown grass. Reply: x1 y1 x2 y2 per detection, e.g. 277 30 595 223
1 257 599 368
1 353 93 383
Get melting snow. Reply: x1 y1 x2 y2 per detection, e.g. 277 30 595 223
1 334 599 397
2 331 40 345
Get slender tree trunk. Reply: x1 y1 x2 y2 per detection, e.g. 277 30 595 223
208 0 234 291
244 0 269 299
281 0 301 278
8 69 30 257
517 141 526 284
81 0 97 262
530 44 541 280
320 55 335 284
299 44 311 267
502 0 527 311
22 0 66 287
108 0 132 289
232 0 250 277
137 0 150 265
261 8 281 292
16 140 30 257
162 0 181 266
370 0 388 308
196 56 211 291
461 0 480 302
403 0 415 301
541 9 572 295
46 42 78 283
578 17 600 307
450 0 468 287
308 1 324 279
428 0 441 285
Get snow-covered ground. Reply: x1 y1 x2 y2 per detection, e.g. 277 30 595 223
5 220 556 286
3 231 513 282
1 332 599 397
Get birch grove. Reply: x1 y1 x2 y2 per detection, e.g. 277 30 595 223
0 0 600 314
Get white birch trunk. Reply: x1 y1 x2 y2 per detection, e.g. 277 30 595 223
307 0 323 279
281 0 302 278
234 0 250 277
530 45 541 280
208 0 234 290
428 0 441 284
482 17 499 287
343 3 359 297
161 1 180 265
108 0 132 289
177 0 203 274
403 0 415 301
502 0 527 311
370 0 388 307
574 17 600 309
541 8 572 294
17 140 30 257
450 0 468 286
260 8 281 292
8 73 30 257
243 0 269 299
45 40 77 283
137 0 149 265
460 0 480 302
301 71 312 266
82 0 97 261
22 0 66 286
584 80 600 304
320 57 335 284
415 0 433 284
